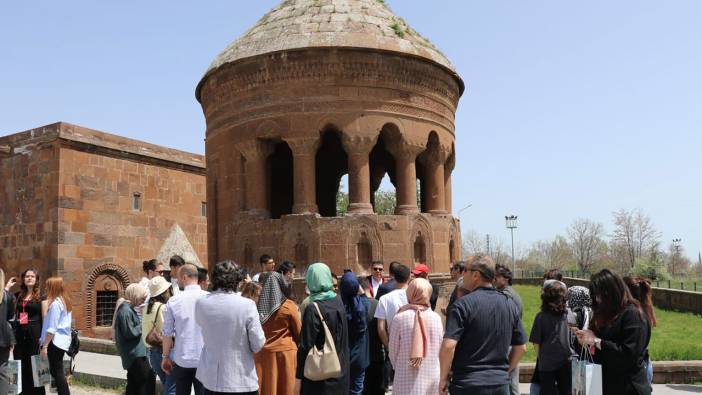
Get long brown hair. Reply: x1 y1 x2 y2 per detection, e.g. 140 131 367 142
589 269 641 330
541 280 567 314
623 276 657 327
19 269 42 302
45 277 72 312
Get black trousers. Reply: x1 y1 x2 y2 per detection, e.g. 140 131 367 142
126 356 155 395
538 363 572 395
204 391 257 395
47 343 69 395
14 324 45 395
363 360 385 395
173 363 204 395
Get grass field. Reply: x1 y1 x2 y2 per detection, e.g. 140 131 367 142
513 285 702 362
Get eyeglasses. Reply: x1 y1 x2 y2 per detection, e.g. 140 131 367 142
373 268 384 272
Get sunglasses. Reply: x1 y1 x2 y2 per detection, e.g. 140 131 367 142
373 268 384 272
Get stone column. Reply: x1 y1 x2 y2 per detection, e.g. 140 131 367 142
444 174 453 214
285 137 320 214
387 140 425 215
237 140 273 217
423 149 448 214
342 135 377 215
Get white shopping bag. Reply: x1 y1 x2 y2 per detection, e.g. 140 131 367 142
31 354 51 387
572 357 602 395
7 359 21 395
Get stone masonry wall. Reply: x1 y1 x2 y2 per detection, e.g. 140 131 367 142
0 131 59 283
56 145 207 336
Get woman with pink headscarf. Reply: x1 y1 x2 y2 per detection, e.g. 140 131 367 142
388 278 443 394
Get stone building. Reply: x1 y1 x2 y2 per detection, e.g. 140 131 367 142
198 0 465 275
0 122 207 338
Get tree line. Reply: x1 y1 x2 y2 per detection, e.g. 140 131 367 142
463 208 700 281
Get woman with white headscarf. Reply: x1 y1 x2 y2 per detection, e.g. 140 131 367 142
114 283 155 395
388 278 443 394
255 271 301 395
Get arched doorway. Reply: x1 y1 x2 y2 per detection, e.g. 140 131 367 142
268 141 293 219
315 129 348 217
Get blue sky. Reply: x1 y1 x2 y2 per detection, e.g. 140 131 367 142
1 1 700 260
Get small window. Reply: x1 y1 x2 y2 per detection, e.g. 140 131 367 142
133 193 141 211
95 290 119 327
201 201 207 217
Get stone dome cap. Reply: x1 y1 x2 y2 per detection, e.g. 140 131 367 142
201 0 460 86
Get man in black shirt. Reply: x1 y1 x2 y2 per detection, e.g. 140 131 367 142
439 256 527 395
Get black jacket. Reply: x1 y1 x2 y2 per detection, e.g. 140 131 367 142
593 304 651 395
0 291 16 348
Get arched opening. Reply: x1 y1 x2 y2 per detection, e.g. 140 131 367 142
316 129 348 217
417 132 441 214
357 232 373 270
268 142 293 219
83 263 131 337
414 232 427 264
373 174 396 214
370 128 397 214
416 160 427 213
449 239 456 263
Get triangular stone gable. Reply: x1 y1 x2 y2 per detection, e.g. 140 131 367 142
157 223 203 269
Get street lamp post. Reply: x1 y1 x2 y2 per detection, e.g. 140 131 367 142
505 215 518 274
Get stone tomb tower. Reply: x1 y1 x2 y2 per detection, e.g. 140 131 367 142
197 0 465 275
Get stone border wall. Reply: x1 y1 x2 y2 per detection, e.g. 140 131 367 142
513 278 702 315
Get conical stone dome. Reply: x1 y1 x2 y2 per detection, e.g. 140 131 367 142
204 0 457 78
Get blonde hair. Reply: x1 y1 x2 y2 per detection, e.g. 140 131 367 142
46 277 72 312
124 283 148 306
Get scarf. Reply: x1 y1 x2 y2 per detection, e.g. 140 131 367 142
257 272 287 324
567 285 591 310
396 278 432 368
340 272 367 334
306 263 337 303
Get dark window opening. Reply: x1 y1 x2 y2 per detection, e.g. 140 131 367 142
269 142 294 219
95 290 119 327
201 201 207 217
357 234 373 270
449 239 456 263
133 193 142 211
316 130 348 217
414 232 427 264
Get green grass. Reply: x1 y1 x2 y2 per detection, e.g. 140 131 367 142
513 285 702 362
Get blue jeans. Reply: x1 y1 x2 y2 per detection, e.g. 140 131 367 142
350 367 366 395
148 348 176 395
646 359 653 384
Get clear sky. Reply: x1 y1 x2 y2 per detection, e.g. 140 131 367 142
1 1 700 260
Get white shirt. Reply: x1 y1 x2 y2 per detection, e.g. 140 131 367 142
162 284 209 368
370 276 383 298
374 288 408 333
195 291 265 393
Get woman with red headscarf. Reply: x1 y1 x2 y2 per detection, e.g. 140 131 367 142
388 278 443 394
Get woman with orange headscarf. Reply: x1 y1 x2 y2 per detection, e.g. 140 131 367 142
388 278 443 394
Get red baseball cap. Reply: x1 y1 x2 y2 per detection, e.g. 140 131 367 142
411 263 430 276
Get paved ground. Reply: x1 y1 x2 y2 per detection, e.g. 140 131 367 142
69 352 702 394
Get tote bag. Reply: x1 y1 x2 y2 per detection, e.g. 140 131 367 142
571 347 602 395
8 359 21 395
303 302 342 381
31 354 51 387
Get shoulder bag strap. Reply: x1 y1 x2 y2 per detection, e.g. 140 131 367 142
153 304 163 325
312 302 325 323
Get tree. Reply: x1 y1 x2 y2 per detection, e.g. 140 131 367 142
567 219 605 273
373 190 396 215
611 208 661 268
526 236 574 271
461 229 486 257
336 189 349 216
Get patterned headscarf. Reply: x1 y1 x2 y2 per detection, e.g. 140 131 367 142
257 272 288 324
306 263 337 303
397 278 433 368
340 272 367 335
567 285 592 309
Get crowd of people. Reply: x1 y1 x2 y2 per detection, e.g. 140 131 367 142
0 253 657 395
